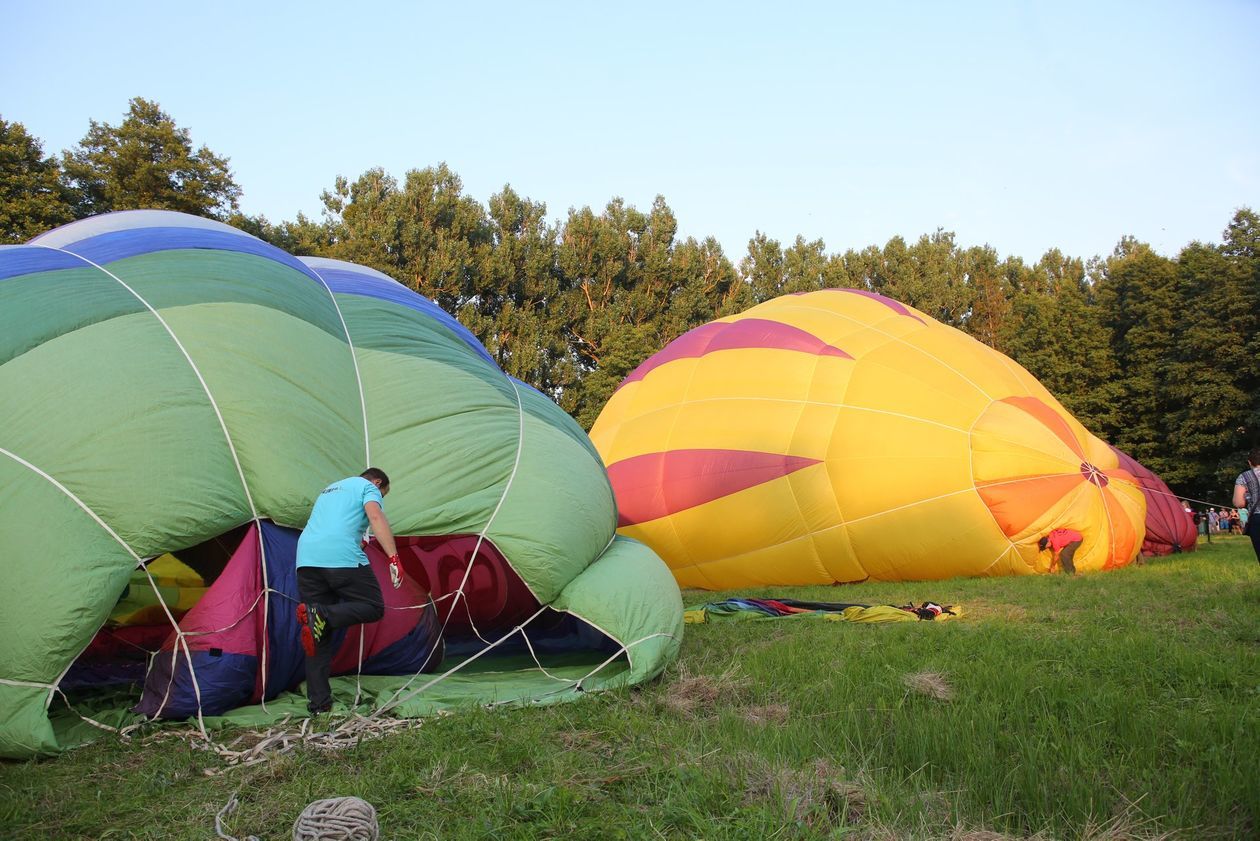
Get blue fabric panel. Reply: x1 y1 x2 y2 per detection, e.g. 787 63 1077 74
0 245 90 281
260 522 308 698
133 650 258 719
58 227 324 285
443 612 619 659
320 267 495 364
357 598 445 676
60 658 148 690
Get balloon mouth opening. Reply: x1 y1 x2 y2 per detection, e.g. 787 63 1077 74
59 522 625 720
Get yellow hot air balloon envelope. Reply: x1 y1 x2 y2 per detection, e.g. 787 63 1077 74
590 289 1145 589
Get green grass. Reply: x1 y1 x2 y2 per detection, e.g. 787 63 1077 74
2 538 1258 840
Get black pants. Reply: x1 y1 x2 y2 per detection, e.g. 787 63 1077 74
1248 519 1260 565
297 565 385 711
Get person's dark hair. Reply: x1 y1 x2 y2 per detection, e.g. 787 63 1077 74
1248 448 1260 467
1038 536 1049 551
361 467 391 489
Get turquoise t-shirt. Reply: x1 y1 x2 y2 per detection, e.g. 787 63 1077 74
296 476 384 569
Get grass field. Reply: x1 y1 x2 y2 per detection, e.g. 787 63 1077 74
2 537 1258 840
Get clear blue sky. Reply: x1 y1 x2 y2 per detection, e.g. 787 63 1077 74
4 1 1257 264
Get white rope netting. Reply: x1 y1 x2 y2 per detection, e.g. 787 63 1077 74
12 305 666 769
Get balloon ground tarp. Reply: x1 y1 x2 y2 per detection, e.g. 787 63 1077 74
0 210 683 759
591 289 1148 589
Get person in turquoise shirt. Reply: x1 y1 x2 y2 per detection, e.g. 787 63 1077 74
296 467 401 714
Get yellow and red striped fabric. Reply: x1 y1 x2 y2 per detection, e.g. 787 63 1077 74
591 289 1145 589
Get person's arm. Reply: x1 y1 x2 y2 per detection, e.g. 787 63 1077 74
364 501 398 558
1233 483 1248 509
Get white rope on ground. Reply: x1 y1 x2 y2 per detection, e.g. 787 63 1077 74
214 791 260 841
33 244 276 711
175 621 678 771
180 712 445 773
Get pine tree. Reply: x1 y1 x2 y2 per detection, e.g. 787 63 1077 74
0 117 76 242
62 98 240 218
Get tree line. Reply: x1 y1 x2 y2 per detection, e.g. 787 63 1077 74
4 98 1257 504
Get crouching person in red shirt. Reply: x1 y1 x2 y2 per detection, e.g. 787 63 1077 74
1039 528 1083 575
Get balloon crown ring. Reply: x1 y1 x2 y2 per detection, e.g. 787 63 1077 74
1079 462 1109 486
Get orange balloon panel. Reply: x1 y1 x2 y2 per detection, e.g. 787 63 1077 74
590 290 1146 588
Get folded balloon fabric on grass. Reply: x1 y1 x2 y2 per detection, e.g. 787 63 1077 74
684 598 963 624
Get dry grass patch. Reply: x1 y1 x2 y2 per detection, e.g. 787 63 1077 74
1075 806 1183 841
558 729 611 754
741 703 791 725
962 600 1026 622
904 670 955 701
660 663 749 717
945 803 1182 841
736 755 868 830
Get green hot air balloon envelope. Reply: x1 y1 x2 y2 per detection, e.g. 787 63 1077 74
0 210 682 758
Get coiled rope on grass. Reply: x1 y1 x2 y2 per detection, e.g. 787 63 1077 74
292 796 379 841
215 793 380 841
